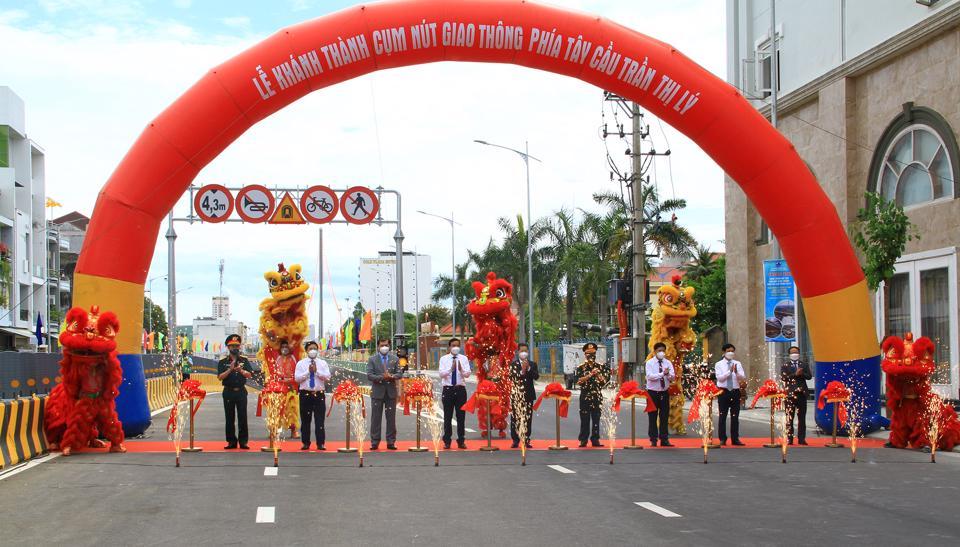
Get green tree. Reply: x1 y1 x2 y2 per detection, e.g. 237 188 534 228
851 191 918 337
687 256 726 333
682 244 719 282
373 310 417 343
432 261 474 337
142 297 168 352
581 209 631 334
418 303 451 328
541 209 590 342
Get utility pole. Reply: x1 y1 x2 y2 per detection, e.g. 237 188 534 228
630 102 646 379
767 0 783 379
318 228 323 344
166 212 177 362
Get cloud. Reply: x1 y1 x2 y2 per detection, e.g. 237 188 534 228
220 16 250 30
5 0 727 332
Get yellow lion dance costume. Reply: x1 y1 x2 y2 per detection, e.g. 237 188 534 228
256 263 310 436
647 275 697 435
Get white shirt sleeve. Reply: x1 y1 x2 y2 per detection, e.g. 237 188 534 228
715 361 730 383
294 359 309 383
665 360 676 383
645 359 662 380
458 355 472 378
317 360 331 381
439 355 451 379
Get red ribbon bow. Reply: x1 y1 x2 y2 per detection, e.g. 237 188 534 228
327 380 366 418
687 379 722 424
166 379 207 434
750 379 787 409
817 380 851 427
402 377 434 415
532 382 571 418
462 380 505 416
612 380 656 413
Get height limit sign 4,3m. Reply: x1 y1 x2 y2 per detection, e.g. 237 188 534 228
193 184 234 223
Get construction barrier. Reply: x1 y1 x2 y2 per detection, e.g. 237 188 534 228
0 396 48 470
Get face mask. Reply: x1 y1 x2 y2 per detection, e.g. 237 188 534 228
450 346 461 355
307 349 318 359
789 353 800 361
725 352 735 360
229 348 240 356
280 347 289 355
656 351 665 360
379 346 390 355
586 353 596 361
519 351 529 360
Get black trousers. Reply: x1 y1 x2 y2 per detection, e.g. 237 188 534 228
648 389 671 442
442 385 467 444
223 390 248 445
717 388 741 442
578 408 601 444
510 401 534 443
785 392 807 442
299 390 326 446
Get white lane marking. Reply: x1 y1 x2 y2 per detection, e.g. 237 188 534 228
264 467 278 476
547 464 576 474
151 404 173 417
256 506 275 523
635 502 682 518
420 412 477 433
0 453 61 481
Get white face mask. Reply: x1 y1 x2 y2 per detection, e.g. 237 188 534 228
789 353 800 361
519 351 529 360
656 351 665 360
725 352 735 360
280 347 290 355
307 349 318 359
379 346 389 355
450 346 461 355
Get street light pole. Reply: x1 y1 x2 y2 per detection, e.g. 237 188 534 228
417 210 461 338
474 139 541 347
146 274 166 353
166 212 176 360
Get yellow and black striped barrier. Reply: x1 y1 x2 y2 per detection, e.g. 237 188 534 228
146 374 259 411
0 396 48 470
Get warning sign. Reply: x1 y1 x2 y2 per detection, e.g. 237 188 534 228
194 184 234 223
339 186 379 225
268 192 306 224
299 185 339 224
236 185 275 223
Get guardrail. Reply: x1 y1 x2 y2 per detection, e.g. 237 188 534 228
0 396 47 469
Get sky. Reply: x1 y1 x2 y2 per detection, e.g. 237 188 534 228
0 0 727 336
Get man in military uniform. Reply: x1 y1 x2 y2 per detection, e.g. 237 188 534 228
217 334 254 449
576 342 610 447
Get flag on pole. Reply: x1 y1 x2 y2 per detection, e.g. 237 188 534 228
344 320 354 349
204 341 209 352
157 332 165 351
359 310 373 343
45 197 63 208
35 313 43 346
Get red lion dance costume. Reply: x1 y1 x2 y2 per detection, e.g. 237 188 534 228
465 272 518 438
44 306 126 456
882 333 960 450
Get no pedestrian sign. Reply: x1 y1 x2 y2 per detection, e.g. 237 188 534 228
193 184 234 223
235 185 275 223
300 185 339 224
339 186 379 224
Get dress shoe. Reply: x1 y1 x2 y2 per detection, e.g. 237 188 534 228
649 440 658 447
719 440 728 446
387 444 398 450
591 442 604 448
883 442 896 448
579 441 588 447
317 445 326 451
224 444 238 450
239 444 250 450
525 441 533 449
798 440 808 446
443 443 451 450
511 442 520 448
660 441 675 447
788 438 794 446
457 441 468 449
301 444 310 451
732 440 745 446
370 444 380 451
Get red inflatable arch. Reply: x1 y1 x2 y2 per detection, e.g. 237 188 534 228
75 0 882 435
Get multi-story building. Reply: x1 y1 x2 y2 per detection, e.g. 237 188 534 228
725 0 960 398
359 251 431 322
192 315 248 357
52 211 89 304
0 87 51 350
212 296 230 319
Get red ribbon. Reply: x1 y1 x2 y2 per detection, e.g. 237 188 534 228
462 380 504 416
817 380 851 427
687 379 722 424
750 379 787 409
612 380 656 413
402 377 434 415
166 379 207 434
532 382 571 418
327 380 366 418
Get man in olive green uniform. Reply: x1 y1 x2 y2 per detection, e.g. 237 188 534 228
576 342 610 447
217 334 253 449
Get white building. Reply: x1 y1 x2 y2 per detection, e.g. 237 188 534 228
725 0 960 397
0 87 52 350
359 251 431 320
212 296 230 319
192 316 248 357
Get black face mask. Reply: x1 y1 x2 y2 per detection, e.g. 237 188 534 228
230 348 240 356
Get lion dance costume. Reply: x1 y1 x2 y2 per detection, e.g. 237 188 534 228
465 272 518 438
647 275 697 434
882 333 960 450
44 306 126 456
256 263 310 436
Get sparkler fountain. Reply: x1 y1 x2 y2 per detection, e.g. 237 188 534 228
600 387 619 464
426 399 444 466
688 379 722 464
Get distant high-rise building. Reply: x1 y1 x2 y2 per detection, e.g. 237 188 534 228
212 296 230 319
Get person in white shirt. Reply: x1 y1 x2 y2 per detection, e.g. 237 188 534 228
294 340 331 450
438 338 471 449
645 342 676 447
715 343 746 446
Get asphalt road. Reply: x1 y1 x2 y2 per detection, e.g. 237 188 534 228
3 370 956 546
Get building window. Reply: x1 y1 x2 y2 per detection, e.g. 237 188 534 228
870 103 960 209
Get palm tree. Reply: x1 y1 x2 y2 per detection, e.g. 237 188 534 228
541 209 590 342
681 244 718 281
432 261 474 338
580 210 631 333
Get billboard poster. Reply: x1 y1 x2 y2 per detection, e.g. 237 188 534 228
763 259 796 342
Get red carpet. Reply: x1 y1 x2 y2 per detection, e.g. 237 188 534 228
83 437 887 453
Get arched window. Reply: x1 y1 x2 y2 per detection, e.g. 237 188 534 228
870 103 960 208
